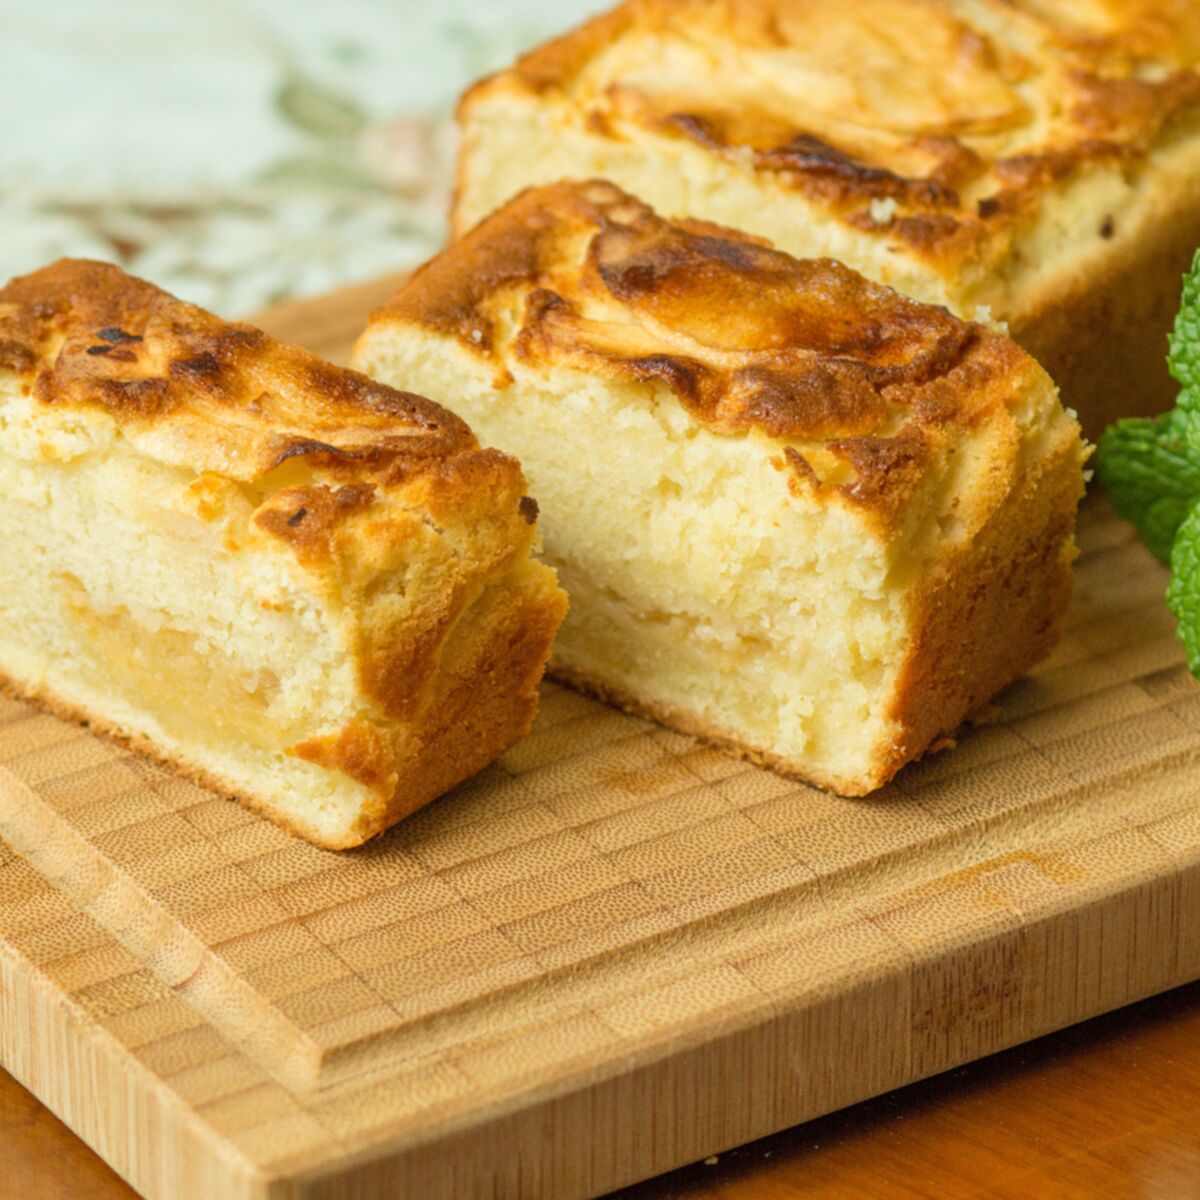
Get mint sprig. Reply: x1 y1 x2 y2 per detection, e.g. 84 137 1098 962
1097 248 1200 670
1097 409 1200 564
1171 250 1200 405
1169 504 1200 674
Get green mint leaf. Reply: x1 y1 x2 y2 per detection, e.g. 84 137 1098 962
1172 248 1200 418
1168 500 1200 674
1097 408 1200 563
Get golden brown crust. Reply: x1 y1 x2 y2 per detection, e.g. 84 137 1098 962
878 431 1081 780
0 259 477 482
291 561 568 843
370 565 568 833
371 179 1048 530
471 0 1200 270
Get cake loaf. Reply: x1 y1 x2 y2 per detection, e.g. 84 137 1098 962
454 0 1200 437
0 259 566 848
355 181 1089 795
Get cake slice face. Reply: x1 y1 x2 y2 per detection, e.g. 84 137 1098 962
453 0 1200 433
0 259 566 848
355 181 1088 794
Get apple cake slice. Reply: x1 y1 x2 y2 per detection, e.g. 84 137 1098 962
0 259 566 848
354 181 1088 794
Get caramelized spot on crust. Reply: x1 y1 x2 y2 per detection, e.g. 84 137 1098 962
724 365 886 439
827 428 930 508
0 339 35 373
95 326 142 344
290 720 395 799
782 445 819 492
665 115 963 209
0 259 475 477
587 219 971 372
374 180 1043 524
757 135 959 207
253 483 377 566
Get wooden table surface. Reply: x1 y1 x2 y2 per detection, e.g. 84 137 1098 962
4 974 1199 1200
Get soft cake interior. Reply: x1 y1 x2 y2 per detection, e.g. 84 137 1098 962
0 381 384 841
358 329 1079 793
0 378 551 844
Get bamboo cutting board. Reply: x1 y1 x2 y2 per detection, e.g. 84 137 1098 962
1 279 1199 1200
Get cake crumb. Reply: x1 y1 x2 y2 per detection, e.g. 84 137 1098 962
704 1156 719 1166
868 197 897 226
972 305 1010 335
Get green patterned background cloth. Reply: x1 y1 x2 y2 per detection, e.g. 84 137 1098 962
2 0 605 314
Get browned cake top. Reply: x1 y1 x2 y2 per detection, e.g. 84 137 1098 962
0 259 533 567
0 259 479 480
374 180 1054 525
470 0 1200 269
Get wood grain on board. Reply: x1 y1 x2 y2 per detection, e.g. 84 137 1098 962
0 280 1197 1200
9 972 1200 1200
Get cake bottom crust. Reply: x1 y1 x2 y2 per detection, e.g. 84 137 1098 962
547 661 886 797
548 649 1008 800
0 668 342 845
0 561 567 851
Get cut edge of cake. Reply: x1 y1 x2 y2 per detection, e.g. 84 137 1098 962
355 181 1089 795
0 259 567 848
